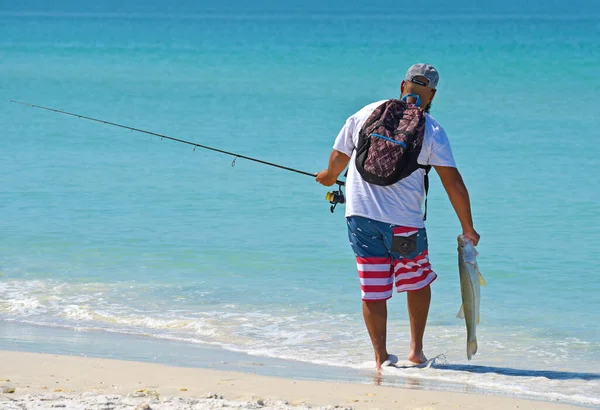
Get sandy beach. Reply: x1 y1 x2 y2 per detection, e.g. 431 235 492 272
0 350 587 410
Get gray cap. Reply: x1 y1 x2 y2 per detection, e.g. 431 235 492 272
405 63 439 89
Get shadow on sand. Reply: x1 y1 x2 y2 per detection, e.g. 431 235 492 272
431 361 600 381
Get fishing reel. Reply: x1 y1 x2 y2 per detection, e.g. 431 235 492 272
325 183 345 213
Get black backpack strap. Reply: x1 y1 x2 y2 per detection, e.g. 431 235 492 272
420 165 432 221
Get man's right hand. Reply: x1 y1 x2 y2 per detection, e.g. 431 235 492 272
462 228 480 246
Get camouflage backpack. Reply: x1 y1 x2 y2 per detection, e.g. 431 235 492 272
355 98 432 217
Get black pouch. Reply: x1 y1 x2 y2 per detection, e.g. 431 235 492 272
391 232 418 256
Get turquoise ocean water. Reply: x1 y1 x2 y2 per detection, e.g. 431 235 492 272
1 1 599 407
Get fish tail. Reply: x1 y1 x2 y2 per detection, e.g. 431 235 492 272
467 339 478 360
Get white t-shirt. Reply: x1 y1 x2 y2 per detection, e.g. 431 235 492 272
333 100 456 228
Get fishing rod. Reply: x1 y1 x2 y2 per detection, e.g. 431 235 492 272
10 100 346 212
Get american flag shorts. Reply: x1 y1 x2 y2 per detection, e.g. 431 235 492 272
347 216 437 301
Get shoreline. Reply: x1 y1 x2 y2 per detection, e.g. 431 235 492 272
1 321 597 409
0 350 588 410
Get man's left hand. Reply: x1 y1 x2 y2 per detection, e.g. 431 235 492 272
316 170 337 186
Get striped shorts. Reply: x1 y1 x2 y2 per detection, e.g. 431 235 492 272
347 216 437 301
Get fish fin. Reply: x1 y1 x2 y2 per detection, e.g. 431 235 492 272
478 313 481 324
479 272 487 286
456 304 465 319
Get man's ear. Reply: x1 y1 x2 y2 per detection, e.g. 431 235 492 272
430 88 437 101
400 80 406 94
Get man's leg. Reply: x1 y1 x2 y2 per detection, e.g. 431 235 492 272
390 226 436 364
406 284 431 364
347 216 395 370
362 300 389 369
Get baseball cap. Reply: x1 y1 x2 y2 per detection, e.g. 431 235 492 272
405 63 439 89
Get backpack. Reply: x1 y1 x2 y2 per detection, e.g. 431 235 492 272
354 99 432 219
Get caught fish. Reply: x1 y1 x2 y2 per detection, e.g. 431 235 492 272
456 235 486 360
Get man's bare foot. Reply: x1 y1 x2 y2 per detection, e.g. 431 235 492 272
376 354 398 370
408 351 427 364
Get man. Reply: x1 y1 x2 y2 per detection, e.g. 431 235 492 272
316 63 480 370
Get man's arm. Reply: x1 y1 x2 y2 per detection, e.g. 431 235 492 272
316 150 351 187
433 165 480 245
